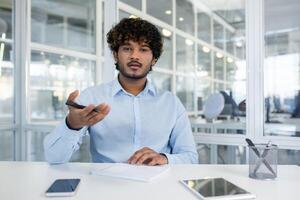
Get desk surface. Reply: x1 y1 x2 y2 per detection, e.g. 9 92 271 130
0 162 299 200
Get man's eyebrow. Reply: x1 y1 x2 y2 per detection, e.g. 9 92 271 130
140 43 151 48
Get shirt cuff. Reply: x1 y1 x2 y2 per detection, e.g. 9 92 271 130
62 119 87 140
65 117 83 131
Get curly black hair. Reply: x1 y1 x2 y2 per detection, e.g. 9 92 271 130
107 17 163 60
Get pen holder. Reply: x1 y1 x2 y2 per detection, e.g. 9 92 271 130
249 144 278 180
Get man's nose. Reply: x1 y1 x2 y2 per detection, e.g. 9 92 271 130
130 49 140 60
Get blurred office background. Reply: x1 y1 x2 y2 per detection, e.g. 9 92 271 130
0 0 299 164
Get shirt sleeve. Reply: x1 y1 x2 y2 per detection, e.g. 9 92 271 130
162 97 199 164
43 120 88 164
43 89 91 164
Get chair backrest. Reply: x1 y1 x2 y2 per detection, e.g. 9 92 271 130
203 93 225 119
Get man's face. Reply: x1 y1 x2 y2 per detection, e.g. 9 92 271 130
114 40 156 80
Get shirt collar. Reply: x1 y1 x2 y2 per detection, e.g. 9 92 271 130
111 76 156 97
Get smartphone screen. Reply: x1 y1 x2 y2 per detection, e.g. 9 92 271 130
46 179 80 196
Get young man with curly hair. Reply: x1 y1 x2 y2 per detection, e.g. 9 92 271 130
44 18 198 165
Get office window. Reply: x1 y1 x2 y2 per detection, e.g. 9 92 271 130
225 30 235 55
198 144 246 164
197 11 211 43
119 0 141 10
213 20 224 50
0 0 14 161
157 27 172 70
147 0 172 25
264 0 300 137
0 130 14 161
197 44 211 77
176 76 194 112
196 78 211 111
176 35 194 73
31 0 96 53
0 43 13 123
26 131 90 162
29 51 95 121
119 9 130 20
176 0 194 36
149 72 172 93
214 51 224 80
0 0 13 124
278 149 300 165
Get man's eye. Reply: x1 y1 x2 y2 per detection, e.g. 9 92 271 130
122 47 131 51
141 48 150 52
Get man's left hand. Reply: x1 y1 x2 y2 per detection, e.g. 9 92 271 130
128 147 168 166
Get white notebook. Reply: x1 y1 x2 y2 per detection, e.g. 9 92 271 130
90 163 170 182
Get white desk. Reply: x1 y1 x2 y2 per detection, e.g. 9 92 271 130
1 162 300 200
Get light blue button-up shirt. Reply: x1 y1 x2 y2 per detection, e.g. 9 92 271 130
44 77 198 164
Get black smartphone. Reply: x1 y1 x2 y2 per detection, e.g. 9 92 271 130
45 178 80 197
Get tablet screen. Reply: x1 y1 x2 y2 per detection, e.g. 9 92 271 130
182 178 249 198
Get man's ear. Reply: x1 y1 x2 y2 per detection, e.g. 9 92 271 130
151 59 157 66
113 52 118 62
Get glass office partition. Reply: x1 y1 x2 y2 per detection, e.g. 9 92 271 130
147 0 172 25
176 75 194 112
119 0 141 10
0 130 14 161
176 35 194 73
0 0 13 124
191 0 246 135
176 0 194 36
0 0 14 161
29 51 95 121
30 0 97 123
31 0 96 53
264 0 300 137
198 143 246 164
197 44 211 78
148 72 172 93
213 20 224 50
157 27 172 70
197 11 211 43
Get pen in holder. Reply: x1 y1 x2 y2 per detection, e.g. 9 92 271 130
247 139 278 180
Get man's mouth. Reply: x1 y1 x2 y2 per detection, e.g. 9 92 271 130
127 61 142 69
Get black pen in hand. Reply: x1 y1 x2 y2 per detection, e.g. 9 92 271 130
65 100 99 113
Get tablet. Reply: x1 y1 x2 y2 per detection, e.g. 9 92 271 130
180 178 256 200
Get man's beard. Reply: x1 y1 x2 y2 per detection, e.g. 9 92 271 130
116 63 152 80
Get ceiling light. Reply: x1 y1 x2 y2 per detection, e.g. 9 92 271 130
179 17 184 22
162 28 172 37
165 10 172 15
185 39 194 46
1 33 6 39
216 52 223 58
227 57 233 63
202 46 210 53
129 15 137 19
236 41 243 47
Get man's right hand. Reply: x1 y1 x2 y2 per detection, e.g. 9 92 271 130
66 90 111 130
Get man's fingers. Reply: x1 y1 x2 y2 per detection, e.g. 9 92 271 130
86 105 111 125
136 152 157 165
128 147 152 164
148 157 159 166
81 105 97 117
67 90 79 102
95 103 110 113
